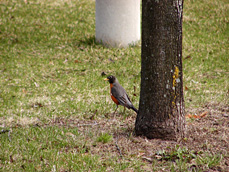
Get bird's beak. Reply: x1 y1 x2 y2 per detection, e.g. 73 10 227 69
104 78 109 81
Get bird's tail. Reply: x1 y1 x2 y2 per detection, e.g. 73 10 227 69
130 106 138 113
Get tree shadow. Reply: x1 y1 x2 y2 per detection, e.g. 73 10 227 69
76 35 100 47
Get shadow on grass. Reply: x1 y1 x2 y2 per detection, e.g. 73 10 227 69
76 35 100 47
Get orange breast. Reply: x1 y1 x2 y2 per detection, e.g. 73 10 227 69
110 84 119 105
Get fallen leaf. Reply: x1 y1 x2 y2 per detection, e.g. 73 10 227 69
185 114 192 118
194 115 200 119
74 59 81 63
199 111 208 118
185 86 189 90
185 114 199 119
185 112 207 119
184 55 191 59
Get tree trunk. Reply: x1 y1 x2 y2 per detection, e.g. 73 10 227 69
135 0 185 140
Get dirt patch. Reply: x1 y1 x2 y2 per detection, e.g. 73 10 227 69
49 104 228 171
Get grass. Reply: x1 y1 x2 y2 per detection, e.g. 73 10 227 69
96 133 113 144
0 0 228 171
182 0 228 109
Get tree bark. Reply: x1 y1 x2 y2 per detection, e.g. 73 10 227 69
135 0 185 140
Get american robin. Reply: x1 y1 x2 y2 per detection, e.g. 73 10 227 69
104 75 138 114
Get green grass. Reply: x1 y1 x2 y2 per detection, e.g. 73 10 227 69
155 146 223 171
0 0 228 171
96 133 113 144
182 0 228 108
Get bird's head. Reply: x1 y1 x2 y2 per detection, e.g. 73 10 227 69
104 75 116 84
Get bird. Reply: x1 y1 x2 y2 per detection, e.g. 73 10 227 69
104 75 138 114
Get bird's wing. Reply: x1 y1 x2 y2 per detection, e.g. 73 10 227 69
111 85 133 108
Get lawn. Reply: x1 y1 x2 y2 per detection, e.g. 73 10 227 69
0 0 228 171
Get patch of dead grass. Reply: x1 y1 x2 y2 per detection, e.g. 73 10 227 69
43 104 229 171
0 115 41 128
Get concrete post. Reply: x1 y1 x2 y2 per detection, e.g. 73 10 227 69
96 0 141 47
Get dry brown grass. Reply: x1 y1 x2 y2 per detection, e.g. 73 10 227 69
46 103 228 171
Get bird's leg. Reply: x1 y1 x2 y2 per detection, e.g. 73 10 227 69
123 106 126 114
114 105 118 114
113 105 118 118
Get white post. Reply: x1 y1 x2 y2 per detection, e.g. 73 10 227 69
96 0 141 47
